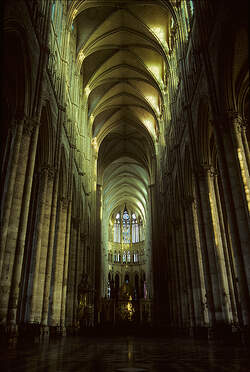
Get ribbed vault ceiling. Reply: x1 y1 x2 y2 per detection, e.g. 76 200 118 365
73 0 172 220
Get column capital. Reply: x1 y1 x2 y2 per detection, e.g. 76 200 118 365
182 195 194 208
22 116 40 137
197 163 217 179
39 164 55 180
214 110 246 131
59 197 69 210
10 112 28 132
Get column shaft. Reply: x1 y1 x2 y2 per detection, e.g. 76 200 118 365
8 123 40 325
190 200 209 326
0 124 33 324
208 173 232 323
28 168 49 322
0 118 24 277
184 201 204 327
41 172 59 326
50 199 68 326
199 169 223 322
60 201 72 329
32 171 54 322
66 222 77 327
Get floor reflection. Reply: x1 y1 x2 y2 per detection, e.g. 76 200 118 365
0 336 249 372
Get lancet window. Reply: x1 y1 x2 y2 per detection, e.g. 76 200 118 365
122 208 130 243
114 213 121 243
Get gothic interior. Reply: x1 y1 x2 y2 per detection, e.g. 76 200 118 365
0 0 249 345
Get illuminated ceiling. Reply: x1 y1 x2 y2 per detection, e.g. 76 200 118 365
72 0 173 220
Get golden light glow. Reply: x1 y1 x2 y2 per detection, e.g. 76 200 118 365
78 50 85 63
209 191 218 246
146 95 160 115
126 297 134 321
148 65 162 82
151 26 166 44
237 148 250 212
72 9 77 20
85 85 91 96
91 137 98 152
143 118 154 134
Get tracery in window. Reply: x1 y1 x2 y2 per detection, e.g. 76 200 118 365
51 2 56 20
123 252 126 263
127 251 131 262
114 213 121 242
132 213 139 243
133 252 139 263
122 206 130 243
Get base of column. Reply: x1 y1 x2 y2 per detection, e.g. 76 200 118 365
208 323 247 343
60 326 67 336
40 325 50 339
0 323 18 346
240 326 250 346
66 326 80 336
193 326 209 339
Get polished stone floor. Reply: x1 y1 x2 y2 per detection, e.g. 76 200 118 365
0 335 249 372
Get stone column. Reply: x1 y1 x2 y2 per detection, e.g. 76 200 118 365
208 169 233 324
7 121 40 327
223 113 250 290
41 171 59 326
0 118 36 325
76 222 83 304
217 113 250 324
28 166 49 323
209 115 250 327
180 206 196 332
30 168 54 324
149 184 161 324
214 175 238 325
95 184 102 302
50 198 68 326
176 221 190 329
169 226 179 327
81 233 86 276
183 197 204 328
60 201 72 332
198 165 223 323
190 199 209 327
230 112 250 193
241 124 250 174
172 223 185 328
166 238 175 326
0 114 24 278
66 219 77 328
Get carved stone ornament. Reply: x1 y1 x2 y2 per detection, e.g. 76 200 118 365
214 110 246 132
23 117 38 137
197 163 217 179
60 197 69 209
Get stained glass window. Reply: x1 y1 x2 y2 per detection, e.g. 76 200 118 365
114 213 121 242
123 252 126 263
190 0 194 16
51 2 56 20
122 208 130 243
127 251 131 262
133 252 139 263
132 213 139 243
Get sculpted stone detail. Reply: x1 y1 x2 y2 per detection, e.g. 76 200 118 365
60 197 69 210
22 117 39 137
